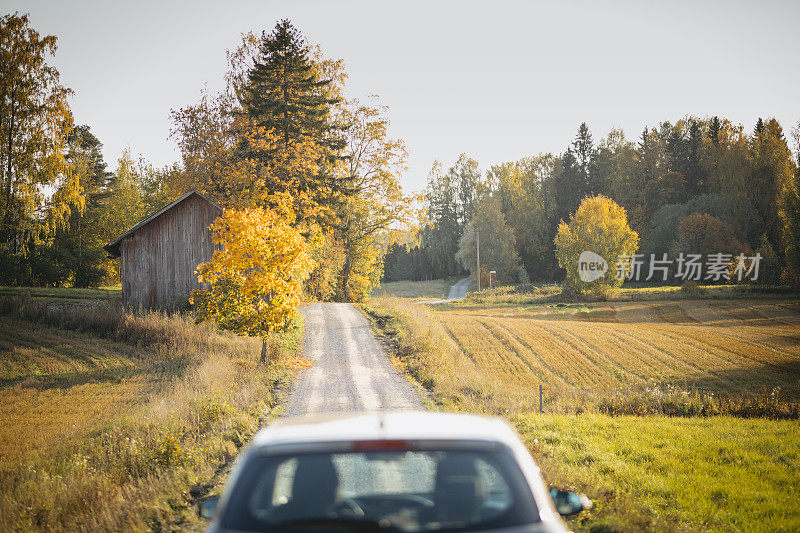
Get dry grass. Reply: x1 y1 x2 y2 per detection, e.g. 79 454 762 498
0 294 301 531
0 376 143 463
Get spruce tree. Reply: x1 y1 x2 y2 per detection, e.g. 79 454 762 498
750 119 794 257
572 122 594 191
239 20 351 223
709 116 721 145
243 21 340 148
666 124 687 176
685 120 707 195
554 148 584 224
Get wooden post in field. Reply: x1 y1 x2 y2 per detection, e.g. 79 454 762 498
476 231 481 291
539 384 543 413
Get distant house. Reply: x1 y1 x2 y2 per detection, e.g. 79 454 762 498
104 190 222 310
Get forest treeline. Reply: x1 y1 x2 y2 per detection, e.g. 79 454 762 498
4 11 800 299
0 13 411 303
385 118 800 286
0 13 176 287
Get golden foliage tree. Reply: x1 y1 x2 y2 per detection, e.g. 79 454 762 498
334 98 416 301
304 229 345 301
555 195 639 297
0 13 81 252
193 206 313 362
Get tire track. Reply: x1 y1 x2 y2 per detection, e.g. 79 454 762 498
284 303 422 416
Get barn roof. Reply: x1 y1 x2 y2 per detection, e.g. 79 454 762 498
103 190 223 258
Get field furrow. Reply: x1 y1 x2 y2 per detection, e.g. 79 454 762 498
472 320 535 385
555 321 679 382
429 297 800 398
489 318 570 385
480 319 559 384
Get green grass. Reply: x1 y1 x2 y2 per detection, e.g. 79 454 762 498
0 285 121 302
514 413 800 532
373 278 461 300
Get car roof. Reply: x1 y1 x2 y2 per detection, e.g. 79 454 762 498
250 411 521 449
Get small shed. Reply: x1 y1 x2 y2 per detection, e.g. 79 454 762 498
104 190 222 310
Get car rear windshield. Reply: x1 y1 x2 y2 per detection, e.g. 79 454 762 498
220 448 540 532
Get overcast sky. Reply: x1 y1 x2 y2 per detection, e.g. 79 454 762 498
3 0 799 192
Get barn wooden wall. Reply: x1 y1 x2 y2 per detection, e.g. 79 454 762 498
120 195 221 310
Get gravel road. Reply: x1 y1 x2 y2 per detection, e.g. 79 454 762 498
284 302 422 416
423 276 472 304
447 276 472 300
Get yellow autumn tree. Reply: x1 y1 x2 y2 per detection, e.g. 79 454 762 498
554 195 639 298
1 13 83 254
193 205 314 362
334 98 418 301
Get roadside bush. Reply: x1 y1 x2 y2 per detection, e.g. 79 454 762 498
680 280 708 297
597 385 800 419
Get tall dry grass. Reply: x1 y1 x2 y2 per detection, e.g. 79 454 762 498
0 293 215 352
362 297 511 412
0 294 302 531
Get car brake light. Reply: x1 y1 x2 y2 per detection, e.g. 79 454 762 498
351 440 411 451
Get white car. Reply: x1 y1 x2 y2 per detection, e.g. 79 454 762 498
200 411 589 532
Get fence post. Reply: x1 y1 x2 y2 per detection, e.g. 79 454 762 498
539 384 543 413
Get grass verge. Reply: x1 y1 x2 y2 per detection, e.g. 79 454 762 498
372 278 462 300
0 285 122 302
514 413 800 532
462 282 796 308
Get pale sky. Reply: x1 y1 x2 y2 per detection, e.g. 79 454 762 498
3 0 799 192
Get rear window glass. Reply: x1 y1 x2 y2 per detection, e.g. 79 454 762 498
221 449 539 532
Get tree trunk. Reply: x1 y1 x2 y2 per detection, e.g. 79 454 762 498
260 337 269 364
2 93 16 245
4 91 16 221
341 253 352 302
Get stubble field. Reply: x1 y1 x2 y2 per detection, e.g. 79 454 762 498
433 298 800 405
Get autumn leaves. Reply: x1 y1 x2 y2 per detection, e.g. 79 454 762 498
184 21 412 348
